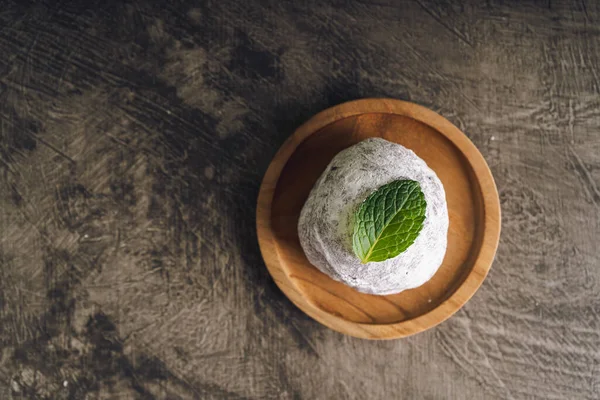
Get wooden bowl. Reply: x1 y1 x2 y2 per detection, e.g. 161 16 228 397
256 99 500 339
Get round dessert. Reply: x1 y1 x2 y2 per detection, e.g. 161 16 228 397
297 138 449 295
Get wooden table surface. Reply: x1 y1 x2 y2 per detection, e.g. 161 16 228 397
1 1 598 399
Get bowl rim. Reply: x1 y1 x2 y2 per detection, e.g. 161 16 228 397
256 98 501 339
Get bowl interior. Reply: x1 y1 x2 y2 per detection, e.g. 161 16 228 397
271 113 484 324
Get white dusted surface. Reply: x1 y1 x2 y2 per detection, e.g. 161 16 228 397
298 138 449 295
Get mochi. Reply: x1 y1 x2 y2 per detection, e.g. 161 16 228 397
297 138 449 295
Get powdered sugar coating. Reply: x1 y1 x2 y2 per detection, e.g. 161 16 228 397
297 138 448 295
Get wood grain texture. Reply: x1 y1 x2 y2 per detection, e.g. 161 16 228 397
0 0 599 399
257 99 501 339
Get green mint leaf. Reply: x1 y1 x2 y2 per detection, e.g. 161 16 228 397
352 180 426 263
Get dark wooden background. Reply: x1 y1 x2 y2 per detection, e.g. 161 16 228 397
1 1 599 399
